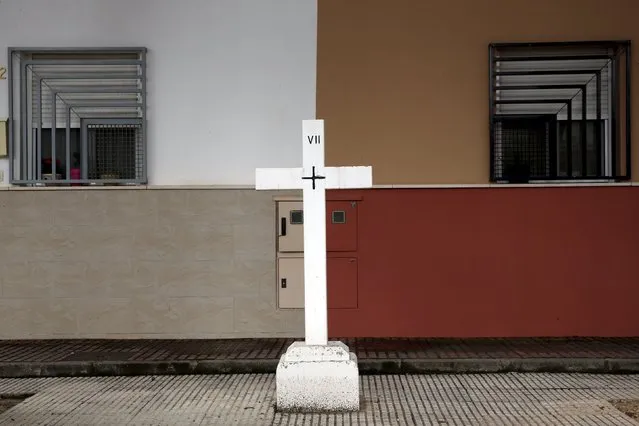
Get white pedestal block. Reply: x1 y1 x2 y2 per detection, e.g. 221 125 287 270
275 341 360 413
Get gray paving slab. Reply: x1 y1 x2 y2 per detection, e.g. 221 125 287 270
0 373 638 425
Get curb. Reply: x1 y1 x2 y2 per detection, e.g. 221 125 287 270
0 360 280 378
1 358 638 378
359 358 639 375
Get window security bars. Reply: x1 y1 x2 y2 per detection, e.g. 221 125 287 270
489 41 631 183
7 48 147 185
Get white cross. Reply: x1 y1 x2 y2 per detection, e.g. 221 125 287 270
255 119 373 346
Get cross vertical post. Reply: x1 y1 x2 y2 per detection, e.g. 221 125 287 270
301 119 328 346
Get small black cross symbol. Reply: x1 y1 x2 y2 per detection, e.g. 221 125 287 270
302 166 325 190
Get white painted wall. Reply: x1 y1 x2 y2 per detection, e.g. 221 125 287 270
0 0 317 186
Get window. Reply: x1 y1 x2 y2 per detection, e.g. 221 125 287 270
489 41 631 183
7 48 147 185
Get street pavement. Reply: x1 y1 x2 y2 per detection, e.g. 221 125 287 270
0 373 638 425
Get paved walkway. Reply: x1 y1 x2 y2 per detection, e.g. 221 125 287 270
0 373 638 424
1 338 638 377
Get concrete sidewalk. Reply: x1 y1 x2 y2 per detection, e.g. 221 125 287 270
1 373 639 424
1 337 639 378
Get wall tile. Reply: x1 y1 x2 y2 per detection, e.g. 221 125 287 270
0 192 54 227
46 261 90 298
131 224 181 261
171 223 235 261
102 191 157 227
84 260 156 298
185 190 242 219
161 297 235 334
52 192 108 226
77 298 135 335
233 223 275 261
236 257 277 304
0 298 78 338
1 262 53 298
0 189 287 339
234 296 304 334
155 260 235 297
1 226 76 262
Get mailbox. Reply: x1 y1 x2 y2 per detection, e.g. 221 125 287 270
277 200 358 254
275 199 360 310
277 256 358 310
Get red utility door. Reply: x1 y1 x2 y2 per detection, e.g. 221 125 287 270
327 257 358 309
326 200 358 252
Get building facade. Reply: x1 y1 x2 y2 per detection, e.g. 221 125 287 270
0 0 637 339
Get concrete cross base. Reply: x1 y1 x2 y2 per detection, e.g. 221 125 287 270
275 341 360 413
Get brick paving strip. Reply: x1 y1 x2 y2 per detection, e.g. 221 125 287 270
0 337 638 378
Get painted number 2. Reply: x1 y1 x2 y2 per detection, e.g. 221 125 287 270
0 67 6 80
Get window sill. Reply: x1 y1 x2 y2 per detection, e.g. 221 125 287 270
0 182 637 192
373 182 636 189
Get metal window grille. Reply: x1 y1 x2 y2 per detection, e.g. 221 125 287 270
494 115 555 183
7 47 147 186
489 41 631 183
87 122 142 180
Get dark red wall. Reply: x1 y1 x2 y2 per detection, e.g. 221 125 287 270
326 187 639 338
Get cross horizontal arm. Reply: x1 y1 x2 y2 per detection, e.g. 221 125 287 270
324 166 373 189
255 168 304 190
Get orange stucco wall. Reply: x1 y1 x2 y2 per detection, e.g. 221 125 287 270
326 186 639 337
317 0 639 184
316 1 639 337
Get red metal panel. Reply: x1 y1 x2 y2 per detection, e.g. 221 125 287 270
325 187 639 338
327 257 358 309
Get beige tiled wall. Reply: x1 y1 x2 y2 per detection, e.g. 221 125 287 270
0 189 305 339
